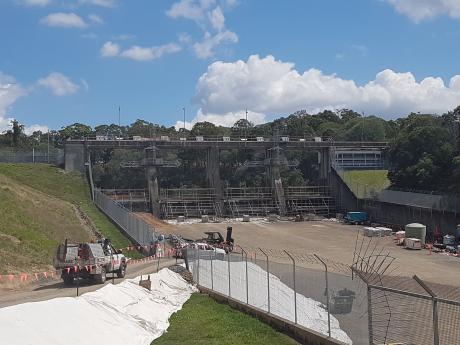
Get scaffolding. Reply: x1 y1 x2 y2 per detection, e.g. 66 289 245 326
152 185 335 219
284 186 334 217
224 187 279 217
160 188 221 219
100 189 150 212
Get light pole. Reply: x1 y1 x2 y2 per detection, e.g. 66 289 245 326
47 130 50 164
183 107 186 133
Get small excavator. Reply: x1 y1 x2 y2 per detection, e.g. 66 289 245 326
200 226 234 253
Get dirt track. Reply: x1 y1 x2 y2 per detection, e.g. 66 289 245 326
0 258 177 309
149 216 460 287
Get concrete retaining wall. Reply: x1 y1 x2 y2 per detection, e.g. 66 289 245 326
329 169 361 213
199 286 348 345
64 143 86 173
330 167 460 236
364 199 460 236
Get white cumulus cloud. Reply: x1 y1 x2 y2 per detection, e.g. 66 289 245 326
193 30 238 59
0 74 26 132
24 124 49 135
100 41 120 57
166 0 215 22
174 109 266 130
40 12 87 28
0 73 48 134
38 72 79 96
386 0 460 22
120 43 182 61
167 0 238 59
189 54 460 126
208 6 225 31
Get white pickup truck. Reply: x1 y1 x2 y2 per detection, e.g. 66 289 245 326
54 239 127 285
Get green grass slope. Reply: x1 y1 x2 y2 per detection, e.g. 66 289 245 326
153 293 297 345
0 164 137 273
342 169 390 198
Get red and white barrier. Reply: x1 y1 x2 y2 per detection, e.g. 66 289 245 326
0 247 176 285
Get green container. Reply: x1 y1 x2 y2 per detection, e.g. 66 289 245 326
405 223 426 244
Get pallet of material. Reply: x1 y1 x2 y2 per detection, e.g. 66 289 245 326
363 227 392 237
405 238 422 250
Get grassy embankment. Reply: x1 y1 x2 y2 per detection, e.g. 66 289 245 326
0 164 140 274
153 293 297 345
342 169 390 198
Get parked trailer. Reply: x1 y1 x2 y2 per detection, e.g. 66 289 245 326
54 239 127 285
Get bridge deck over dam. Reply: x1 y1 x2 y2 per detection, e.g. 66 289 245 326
66 137 388 150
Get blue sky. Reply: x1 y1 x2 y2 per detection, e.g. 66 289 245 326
1 0 460 133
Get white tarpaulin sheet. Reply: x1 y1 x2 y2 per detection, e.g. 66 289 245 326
192 259 353 344
0 268 197 345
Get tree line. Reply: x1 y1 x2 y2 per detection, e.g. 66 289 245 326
1 106 459 193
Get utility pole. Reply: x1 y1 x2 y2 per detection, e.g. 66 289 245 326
245 109 248 138
47 130 50 164
361 111 365 142
118 106 121 127
183 107 186 132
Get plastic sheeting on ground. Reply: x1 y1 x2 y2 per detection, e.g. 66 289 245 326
192 259 353 344
0 268 197 345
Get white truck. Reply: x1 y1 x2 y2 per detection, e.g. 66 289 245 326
54 239 127 285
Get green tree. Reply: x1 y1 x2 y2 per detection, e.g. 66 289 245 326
231 119 254 137
388 125 455 190
338 109 361 123
59 123 92 140
190 122 220 137
342 116 386 141
11 120 25 146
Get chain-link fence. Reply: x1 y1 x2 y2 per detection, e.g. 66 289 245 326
93 189 157 246
355 272 460 345
0 148 64 165
186 247 369 345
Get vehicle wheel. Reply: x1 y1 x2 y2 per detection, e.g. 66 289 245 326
117 263 126 278
63 275 74 286
95 267 106 284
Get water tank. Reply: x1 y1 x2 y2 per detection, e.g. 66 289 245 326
405 223 426 244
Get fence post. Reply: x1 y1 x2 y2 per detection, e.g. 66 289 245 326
210 251 214 290
259 248 270 314
241 247 249 304
353 267 374 344
367 285 374 345
197 248 200 286
227 250 231 297
284 250 297 324
315 254 331 338
413 275 439 345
